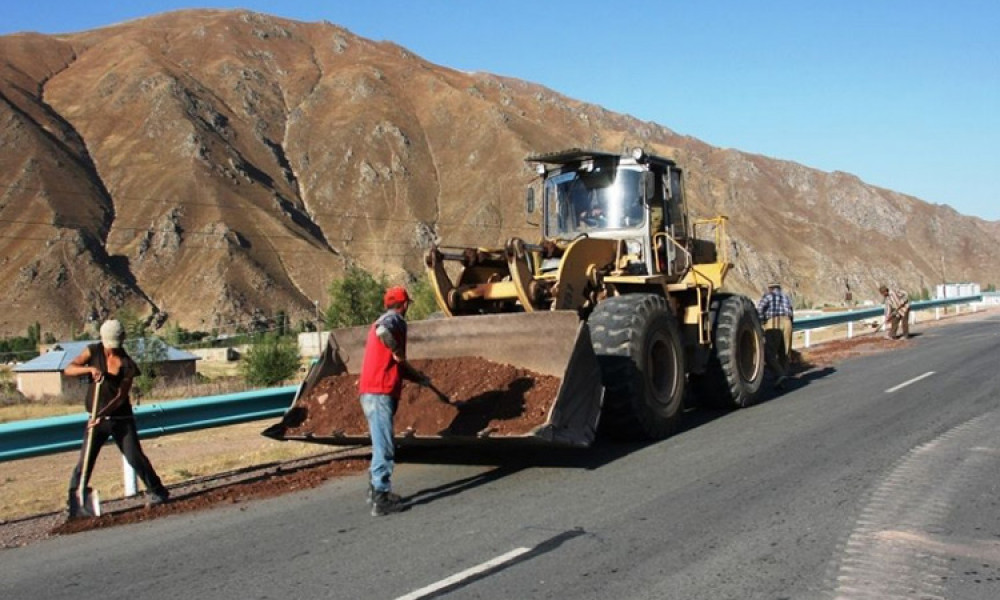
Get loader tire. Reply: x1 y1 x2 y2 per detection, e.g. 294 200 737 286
590 294 685 441
691 294 765 409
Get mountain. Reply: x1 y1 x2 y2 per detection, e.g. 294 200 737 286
1 9 997 338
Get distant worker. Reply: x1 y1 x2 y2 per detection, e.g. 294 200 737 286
358 286 429 517
757 282 794 388
879 285 911 339
64 319 170 518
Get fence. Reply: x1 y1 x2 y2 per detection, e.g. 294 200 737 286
792 294 982 348
0 386 296 463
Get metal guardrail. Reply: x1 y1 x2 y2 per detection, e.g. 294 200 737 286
0 295 984 463
0 385 297 462
792 294 983 346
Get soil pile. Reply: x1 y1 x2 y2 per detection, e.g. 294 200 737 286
279 357 561 439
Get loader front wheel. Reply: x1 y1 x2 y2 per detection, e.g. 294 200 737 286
692 294 765 409
590 294 685 441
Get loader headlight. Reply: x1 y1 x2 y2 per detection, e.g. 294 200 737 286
625 239 642 258
631 147 647 163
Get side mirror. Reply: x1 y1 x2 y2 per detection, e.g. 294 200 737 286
524 187 540 227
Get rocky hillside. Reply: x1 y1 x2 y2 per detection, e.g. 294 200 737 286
1 10 997 338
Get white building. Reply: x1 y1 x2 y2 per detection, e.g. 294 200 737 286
935 282 980 299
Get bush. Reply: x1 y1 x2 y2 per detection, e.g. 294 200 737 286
325 264 388 328
124 336 168 399
240 335 301 387
406 272 440 321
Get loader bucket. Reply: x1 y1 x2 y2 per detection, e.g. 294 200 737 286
262 311 603 447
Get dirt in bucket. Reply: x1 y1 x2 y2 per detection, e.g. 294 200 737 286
280 356 562 438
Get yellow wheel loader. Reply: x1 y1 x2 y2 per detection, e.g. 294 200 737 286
264 148 765 447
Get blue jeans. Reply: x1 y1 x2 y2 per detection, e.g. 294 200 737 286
360 393 396 493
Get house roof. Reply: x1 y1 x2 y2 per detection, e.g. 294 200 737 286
14 340 199 373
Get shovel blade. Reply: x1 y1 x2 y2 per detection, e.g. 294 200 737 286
74 487 101 518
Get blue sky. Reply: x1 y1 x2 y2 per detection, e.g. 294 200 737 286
4 1 998 221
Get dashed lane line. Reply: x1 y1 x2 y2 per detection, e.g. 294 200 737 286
395 547 532 600
884 371 935 393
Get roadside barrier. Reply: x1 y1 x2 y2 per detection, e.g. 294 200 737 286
792 294 982 348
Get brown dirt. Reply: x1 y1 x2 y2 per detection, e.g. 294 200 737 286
51 450 369 536
794 334 909 371
280 357 561 438
1 448 369 548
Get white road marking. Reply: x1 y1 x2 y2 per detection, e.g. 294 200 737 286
396 546 533 600
885 371 935 393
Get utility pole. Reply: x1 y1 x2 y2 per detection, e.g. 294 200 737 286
314 300 322 356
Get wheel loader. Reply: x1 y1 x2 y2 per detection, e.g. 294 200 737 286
263 148 765 448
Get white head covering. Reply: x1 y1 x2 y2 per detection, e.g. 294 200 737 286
99 319 125 349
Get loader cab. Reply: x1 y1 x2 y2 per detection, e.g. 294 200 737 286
529 148 689 278
542 161 646 239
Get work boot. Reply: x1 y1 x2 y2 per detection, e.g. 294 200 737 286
367 483 401 506
371 491 406 517
148 487 170 506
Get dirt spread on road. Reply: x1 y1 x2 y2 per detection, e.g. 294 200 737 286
794 334 909 370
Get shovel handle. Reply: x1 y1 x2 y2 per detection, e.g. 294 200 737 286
423 380 452 405
78 380 103 498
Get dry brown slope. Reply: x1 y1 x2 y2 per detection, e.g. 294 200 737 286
0 9 998 338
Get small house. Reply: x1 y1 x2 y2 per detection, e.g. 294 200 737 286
13 340 199 401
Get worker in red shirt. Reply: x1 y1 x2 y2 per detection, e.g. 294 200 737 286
359 286 429 516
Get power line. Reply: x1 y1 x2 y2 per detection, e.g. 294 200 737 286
0 181 513 229
0 213 533 256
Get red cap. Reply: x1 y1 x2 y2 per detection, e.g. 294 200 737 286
383 286 410 308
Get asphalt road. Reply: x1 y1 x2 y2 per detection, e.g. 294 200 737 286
3 314 1000 599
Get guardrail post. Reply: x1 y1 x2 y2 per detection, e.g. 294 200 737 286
935 307 941 320
123 457 137 496
847 322 854 339
804 330 811 348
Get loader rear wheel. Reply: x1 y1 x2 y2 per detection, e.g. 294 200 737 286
590 294 685 440
691 294 765 409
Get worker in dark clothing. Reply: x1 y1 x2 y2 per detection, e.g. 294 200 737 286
64 319 169 517
358 286 429 516
757 282 794 388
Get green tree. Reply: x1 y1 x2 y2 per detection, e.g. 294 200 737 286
406 271 441 321
275 310 288 336
125 336 168 399
325 264 388 328
27 322 41 347
110 309 167 398
240 334 301 387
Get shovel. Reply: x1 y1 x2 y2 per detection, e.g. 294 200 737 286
421 378 452 405
75 380 103 518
